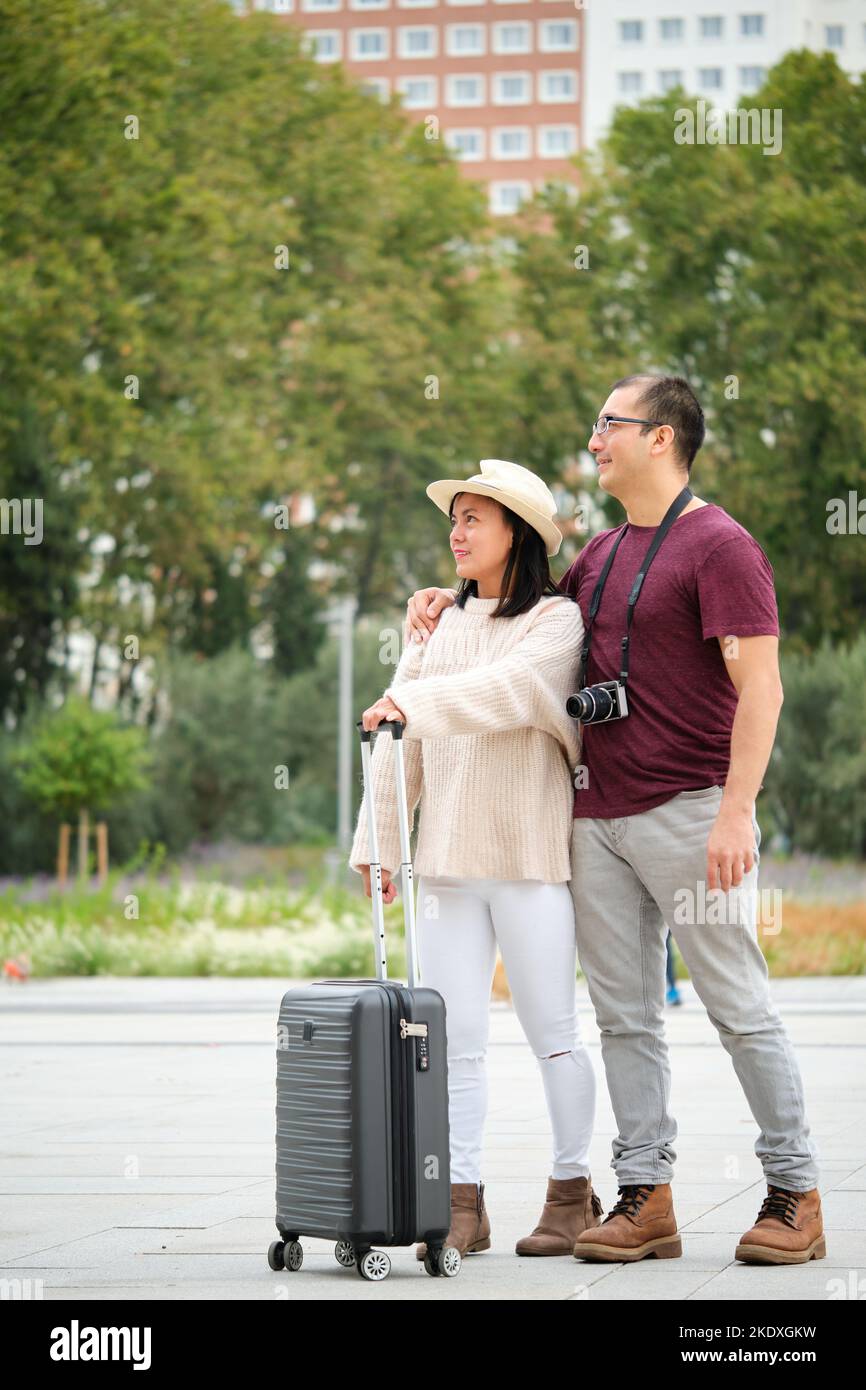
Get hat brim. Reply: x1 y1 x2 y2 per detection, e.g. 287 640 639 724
426 479 563 558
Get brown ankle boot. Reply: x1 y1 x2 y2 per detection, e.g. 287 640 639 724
516 1175 604 1256
573 1182 682 1262
415 1182 491 1261
735 1185 826 1264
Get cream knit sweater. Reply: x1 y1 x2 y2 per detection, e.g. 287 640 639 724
348 592 585 884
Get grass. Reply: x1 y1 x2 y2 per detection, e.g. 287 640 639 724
1 848 863 982
758 900 866 976
0 866 409 979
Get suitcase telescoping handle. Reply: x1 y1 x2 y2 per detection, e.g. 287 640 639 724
356 719 420 989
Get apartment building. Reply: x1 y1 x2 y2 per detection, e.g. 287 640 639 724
236 0 583 214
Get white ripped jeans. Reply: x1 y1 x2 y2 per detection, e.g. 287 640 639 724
414 875 597 1185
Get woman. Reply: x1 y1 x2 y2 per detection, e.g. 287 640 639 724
348 458 604 1261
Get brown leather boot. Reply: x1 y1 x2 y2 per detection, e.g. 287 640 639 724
415 1181 491 1261
515 1175 604 1255
735 1185 826 1264
573 1183 682 1262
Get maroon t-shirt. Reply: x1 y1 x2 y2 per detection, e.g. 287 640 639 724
558 503 780 818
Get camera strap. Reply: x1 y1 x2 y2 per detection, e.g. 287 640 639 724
577 486 693 689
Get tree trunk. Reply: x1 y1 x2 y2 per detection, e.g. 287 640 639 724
88 635 103 703
78 807 90 881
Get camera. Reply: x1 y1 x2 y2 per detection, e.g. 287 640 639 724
566 679 629 725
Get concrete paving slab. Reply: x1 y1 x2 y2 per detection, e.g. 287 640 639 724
1 974 864 1301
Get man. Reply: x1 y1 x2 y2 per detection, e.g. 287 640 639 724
404 374 823 1266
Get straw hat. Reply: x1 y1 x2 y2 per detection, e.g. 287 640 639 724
426 459 563 557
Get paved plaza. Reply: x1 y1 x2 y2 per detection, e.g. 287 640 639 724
1 975 864 1301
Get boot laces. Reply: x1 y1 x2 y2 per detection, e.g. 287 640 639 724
603 1183 656 1223
590 1191 604 1218
755 1186 800 1228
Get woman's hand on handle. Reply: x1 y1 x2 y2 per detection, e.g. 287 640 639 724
407 587 456 644
359 864 398 904
358 700 405 903
361 697 406 731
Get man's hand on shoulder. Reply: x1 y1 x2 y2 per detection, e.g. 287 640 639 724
407 586 456 644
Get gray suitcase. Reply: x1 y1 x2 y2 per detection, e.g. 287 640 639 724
268 719 458 1281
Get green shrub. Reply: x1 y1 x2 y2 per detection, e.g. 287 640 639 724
0 615 409 872
761 634 866 856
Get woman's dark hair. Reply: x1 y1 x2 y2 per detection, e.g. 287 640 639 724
449 491 564 618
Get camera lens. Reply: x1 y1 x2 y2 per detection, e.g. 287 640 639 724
567 689 593 720
566 685 615 723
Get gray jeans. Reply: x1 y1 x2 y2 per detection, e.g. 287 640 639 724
569 785 820 1192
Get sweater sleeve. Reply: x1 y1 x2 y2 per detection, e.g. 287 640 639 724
384 597 584 766
347 621 425 877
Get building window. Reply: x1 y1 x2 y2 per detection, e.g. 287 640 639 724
446 73 485 105
352 28 389 58
446 24 485 56
490 181 531 215
397 0 437 7
617 71 643 95
396 75 438 106
359 77 390 99
539 20 577 53
493 71 532 103
659 69 683 93
659 18 684 42
739 14 765 38
618 20 644 43
739 65 766 92
698 67 723 90
446 0 485 5
492 127 531 159
302 0 340 9
538 125 578 158
539 69 577 102
398 26 438 57
349 0 388 9
492 22 532 54
825 25 844 49
445 128 485 160
699 15 723 39
307 30 341 60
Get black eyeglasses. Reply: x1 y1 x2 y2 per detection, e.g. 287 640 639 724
592 415 665 436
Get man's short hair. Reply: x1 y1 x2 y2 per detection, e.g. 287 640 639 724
612 373 706 471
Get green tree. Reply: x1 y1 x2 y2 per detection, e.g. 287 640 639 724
0 402 82 721
11 695 151 877
0 0 508 720
510 50 866 646
265 529 326 679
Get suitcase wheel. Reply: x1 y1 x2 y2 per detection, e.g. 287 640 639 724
334 1241 356 1268
268 1238 303 1272
356 1249 391 1281
424 1245 462 1278
285 1240 304 1271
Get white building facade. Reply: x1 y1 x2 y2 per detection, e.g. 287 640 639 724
582 0 866 150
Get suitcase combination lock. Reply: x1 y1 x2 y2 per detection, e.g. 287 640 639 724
400 1017 430 1071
